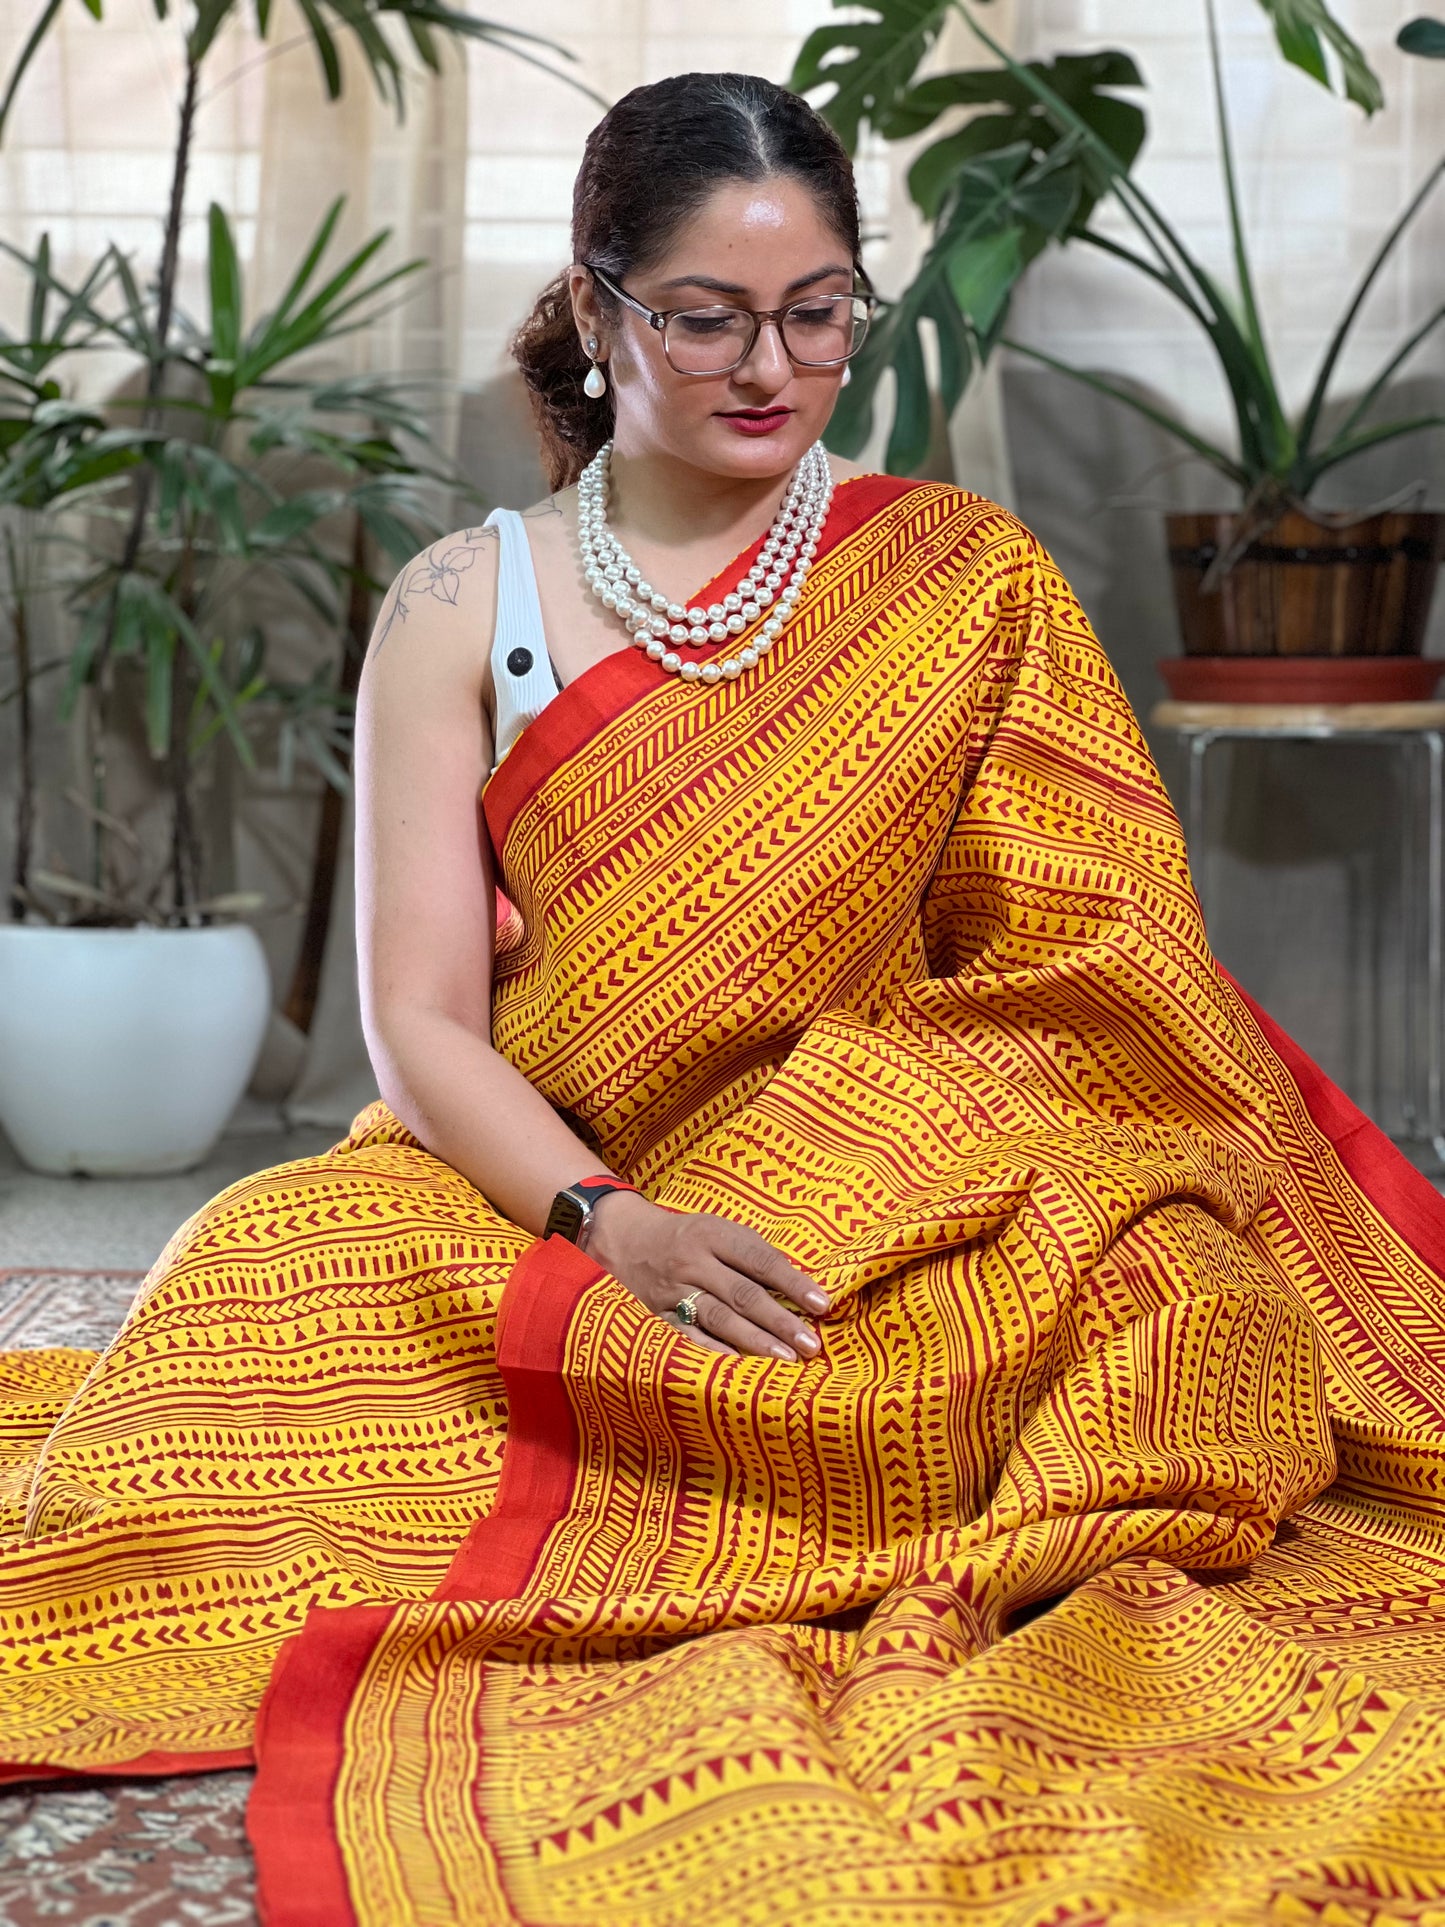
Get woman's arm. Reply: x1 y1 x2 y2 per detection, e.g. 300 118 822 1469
355 526 826 1361
355 526 608 1238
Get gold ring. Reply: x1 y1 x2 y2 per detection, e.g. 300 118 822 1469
674 1290 703 1327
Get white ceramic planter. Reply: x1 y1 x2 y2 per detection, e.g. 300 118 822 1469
0 924 271 1176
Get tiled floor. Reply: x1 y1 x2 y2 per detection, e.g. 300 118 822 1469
0 1105 340 1272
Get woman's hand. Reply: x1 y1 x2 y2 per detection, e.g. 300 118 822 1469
584 1192 826 1361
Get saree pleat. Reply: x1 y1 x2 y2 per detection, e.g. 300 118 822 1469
3 477 1444 1922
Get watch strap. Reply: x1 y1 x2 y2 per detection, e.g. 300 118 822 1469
543 1176 639 1247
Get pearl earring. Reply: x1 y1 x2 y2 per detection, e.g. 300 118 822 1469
583 335 607 400
841 364 852 387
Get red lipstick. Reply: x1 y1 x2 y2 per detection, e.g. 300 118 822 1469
719 406 793 437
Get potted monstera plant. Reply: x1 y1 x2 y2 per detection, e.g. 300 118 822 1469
792 1 1445 701
0 0 588 1176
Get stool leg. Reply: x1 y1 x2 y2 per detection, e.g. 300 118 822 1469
1187 733 1212 926
1400 740 1419 1137
1427 732 1445 1161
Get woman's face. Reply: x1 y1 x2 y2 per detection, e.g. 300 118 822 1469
571 176 855 483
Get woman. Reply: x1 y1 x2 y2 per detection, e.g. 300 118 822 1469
3 73 1445 1927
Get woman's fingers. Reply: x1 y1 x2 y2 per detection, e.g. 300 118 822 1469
587 1196 826 1363
662 1315 735 1356
692 1257 822 1362
709 1218 828 1316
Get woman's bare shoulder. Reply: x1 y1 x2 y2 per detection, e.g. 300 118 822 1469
367 522 502 667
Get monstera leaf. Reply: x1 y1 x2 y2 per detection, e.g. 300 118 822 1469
827 139 1085 472
1254 0 1383 111
793 10 1145 473
789 0 1399 479
789 0 957 151
899 51 1144 228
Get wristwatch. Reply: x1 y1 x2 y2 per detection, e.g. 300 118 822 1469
543 1176 637 1250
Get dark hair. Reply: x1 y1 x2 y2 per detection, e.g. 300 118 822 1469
511 73 862 490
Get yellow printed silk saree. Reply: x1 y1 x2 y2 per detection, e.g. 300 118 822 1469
3 476 1444 1924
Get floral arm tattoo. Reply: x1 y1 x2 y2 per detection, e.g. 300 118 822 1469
370 525 499 657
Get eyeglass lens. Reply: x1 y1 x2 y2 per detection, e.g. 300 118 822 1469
663 296 871 374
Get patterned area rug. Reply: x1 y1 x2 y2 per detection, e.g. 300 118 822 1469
0 1271 257 1927
0 1269 144 1352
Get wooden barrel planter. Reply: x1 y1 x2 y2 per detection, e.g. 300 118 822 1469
1159 509 1445 702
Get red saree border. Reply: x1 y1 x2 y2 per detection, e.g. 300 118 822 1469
1224 966 1445 1279
0 1745 253 1785
433 1233 602 1601
246 1236 603 1923
248 1606 390 1927
481 470 923 864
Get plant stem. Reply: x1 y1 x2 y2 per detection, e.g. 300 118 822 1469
998 333 1249 484
6 526 33 921
167 651 202 920
169 504 204 920
151 48 200 412
109 45 199 594
1294 161 1445 464
92 47 202 916
1204 0 1269 366
284 512 370 1031
117 45 205 917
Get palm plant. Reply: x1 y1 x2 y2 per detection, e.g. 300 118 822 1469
6 204 456 923
0 0 598 937
792 0 1445 555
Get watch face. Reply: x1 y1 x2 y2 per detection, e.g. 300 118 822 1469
544 1190 587 1243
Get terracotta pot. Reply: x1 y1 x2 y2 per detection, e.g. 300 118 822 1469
1166 509 1444 657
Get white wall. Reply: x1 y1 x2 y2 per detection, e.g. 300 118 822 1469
1011 0 1445 441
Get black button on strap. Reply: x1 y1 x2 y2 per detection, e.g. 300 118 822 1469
506 646 534 677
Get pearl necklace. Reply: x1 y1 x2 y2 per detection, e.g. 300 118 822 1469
575 440 834 685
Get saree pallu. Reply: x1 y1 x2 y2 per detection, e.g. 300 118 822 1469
2 476 1444 1924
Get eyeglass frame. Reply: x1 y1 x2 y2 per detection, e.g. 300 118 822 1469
581 261 877 376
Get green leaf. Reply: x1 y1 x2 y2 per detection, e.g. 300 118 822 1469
0 0 70 139
945 225 1021 335
789 0 956 152
143 622 176 757
836 130 1093 474
1399 17 1445 57
1000 333 1247 486
884 317 932 473
1304 412 1445 488
269 197 344 333
903 51 1144 230
233 211 423 391
952 4 1304 485
188 443 249 553
295 0 343 97
156 440 188 530
187 0 236 62
206 203 243 411
353 487 429 565
1253 0 1384 112
249 490 341 547
923 279 974 413
908 116 1028 220
1295 161 1445 461
821 318 893 458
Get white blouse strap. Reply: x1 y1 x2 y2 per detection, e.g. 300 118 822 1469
485 506 560 768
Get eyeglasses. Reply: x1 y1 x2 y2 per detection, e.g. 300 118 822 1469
583 262 876 377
